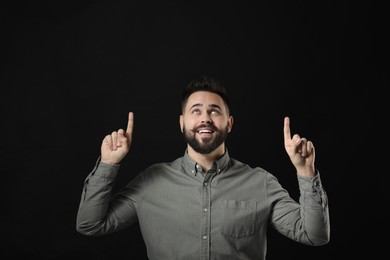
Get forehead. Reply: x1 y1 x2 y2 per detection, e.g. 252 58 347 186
185 91 225 108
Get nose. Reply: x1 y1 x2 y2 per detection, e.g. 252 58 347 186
200 114 212 124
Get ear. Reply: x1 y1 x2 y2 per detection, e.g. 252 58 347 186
227 115 234 133
179 115 184 132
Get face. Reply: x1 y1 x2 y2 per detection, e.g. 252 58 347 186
180 91 233 154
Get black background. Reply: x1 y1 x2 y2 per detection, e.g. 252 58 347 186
1 0 387 259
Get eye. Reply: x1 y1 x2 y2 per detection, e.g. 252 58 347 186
210 109 221 115
191 109 200 114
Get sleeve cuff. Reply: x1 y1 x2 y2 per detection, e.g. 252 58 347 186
297 170 323 192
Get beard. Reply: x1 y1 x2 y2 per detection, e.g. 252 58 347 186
182 124 229 154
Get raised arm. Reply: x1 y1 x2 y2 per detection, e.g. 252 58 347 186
76 112 138 236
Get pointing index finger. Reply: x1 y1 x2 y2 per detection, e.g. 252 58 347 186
126 112 134 137
283 116 291 141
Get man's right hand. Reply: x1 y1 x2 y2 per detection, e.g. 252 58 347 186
100 112 134 165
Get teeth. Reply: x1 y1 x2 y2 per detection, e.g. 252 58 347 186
198 130 212 133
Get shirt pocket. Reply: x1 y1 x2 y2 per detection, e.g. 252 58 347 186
221 200 256 238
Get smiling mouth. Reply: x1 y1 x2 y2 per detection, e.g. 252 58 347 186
197 129 214 134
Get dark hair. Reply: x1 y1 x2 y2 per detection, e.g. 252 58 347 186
181 75 230 114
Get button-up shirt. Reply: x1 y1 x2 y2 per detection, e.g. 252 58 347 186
76 150 330 260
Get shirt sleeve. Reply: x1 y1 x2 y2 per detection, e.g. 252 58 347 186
267 171 330 245
76 157 142 236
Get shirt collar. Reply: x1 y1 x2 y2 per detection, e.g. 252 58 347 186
182 148 231 176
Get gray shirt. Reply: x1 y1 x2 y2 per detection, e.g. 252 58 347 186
76 150 330 260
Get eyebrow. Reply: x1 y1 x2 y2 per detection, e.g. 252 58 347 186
189 103 222 110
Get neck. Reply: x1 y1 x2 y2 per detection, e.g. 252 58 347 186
187 144 225 172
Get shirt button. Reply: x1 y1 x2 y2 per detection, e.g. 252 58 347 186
204 182 208 186
202 235 207 240
203 208 208 212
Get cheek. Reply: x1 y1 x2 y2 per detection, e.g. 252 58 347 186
215 119 229 129
183 120 194 130
185 117 197 126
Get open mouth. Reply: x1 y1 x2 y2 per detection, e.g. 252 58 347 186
197 129 214 135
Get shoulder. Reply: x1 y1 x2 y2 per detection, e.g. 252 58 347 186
139 157 183 177
229 158 269 175
229 157 282 183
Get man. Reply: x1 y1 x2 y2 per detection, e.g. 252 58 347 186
76 76 330 260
